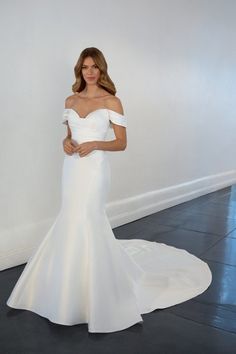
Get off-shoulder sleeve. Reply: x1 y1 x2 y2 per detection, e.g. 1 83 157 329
108 109 127 128
62 109 69 125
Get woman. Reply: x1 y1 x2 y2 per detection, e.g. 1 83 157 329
6 47 212 333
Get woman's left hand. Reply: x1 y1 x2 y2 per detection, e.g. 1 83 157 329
73 141 97 157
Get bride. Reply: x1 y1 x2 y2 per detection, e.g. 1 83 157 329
6 47 212 333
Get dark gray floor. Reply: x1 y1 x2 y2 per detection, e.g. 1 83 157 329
1 185 236 354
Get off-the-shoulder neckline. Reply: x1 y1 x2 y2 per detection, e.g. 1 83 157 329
64 107 125 120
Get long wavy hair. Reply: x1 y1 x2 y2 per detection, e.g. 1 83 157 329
72 47 116 95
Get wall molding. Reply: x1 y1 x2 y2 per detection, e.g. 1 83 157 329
106 170 236 226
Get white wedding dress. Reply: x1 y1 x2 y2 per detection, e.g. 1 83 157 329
6 107 212 333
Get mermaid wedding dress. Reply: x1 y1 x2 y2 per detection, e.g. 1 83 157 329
6 107 212 333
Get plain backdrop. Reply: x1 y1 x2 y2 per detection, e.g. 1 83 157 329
0 0 235 270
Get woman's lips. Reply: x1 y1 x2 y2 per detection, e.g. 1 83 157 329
87 77 95 79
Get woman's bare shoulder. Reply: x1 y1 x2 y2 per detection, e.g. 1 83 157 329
64 93 77 108
105 95 124 115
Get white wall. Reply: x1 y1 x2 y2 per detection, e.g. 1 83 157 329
1 0 236 270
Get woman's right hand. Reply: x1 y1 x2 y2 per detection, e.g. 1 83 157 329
63 137 75 155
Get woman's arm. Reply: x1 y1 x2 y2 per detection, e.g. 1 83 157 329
93 130 126 151
63 101 74 154
94 97 127 151
65 124 72 139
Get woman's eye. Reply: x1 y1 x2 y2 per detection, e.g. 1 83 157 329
82 66 98 69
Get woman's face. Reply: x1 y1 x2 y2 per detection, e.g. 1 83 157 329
81 56 100 85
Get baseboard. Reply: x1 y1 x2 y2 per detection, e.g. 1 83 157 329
106 169 236 227
1 169 235 271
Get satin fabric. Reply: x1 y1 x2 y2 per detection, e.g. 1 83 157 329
6 108 212 333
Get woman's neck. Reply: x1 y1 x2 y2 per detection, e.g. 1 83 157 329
82 85 101 99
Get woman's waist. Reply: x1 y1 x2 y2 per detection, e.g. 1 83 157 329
71 134 106 144
68 149 108 162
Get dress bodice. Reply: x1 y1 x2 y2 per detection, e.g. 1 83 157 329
62 108 127 144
